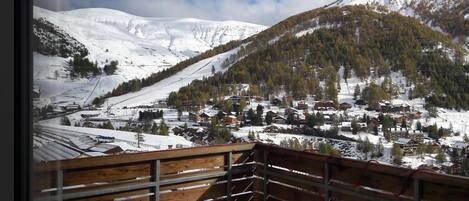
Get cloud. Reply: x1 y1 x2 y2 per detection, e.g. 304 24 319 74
34 0 335 25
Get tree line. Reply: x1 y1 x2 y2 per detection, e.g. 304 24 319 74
167 6 468 110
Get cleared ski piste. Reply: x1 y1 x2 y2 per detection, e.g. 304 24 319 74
104 47 242 109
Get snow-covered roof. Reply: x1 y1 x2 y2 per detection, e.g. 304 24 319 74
341 122 352 127
34 141 81 162
408 130 423 135
441 162 453 167
89 143 123 153
358 123 367 128
451 142 469 149
69 135 97 150
396 138 412 145
84 152 107 157
390 127 407 132
319 124 332 131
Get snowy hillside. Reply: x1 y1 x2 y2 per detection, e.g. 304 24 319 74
105 46 243 109
33 6 266 107
339 0 451 11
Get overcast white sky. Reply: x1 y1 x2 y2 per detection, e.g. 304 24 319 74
34 0 336 25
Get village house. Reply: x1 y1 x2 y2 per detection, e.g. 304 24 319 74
270 97 282 106
314 101 337 111
355 99 366 106
198 112 213 126
228 96 250 104
81 113 100 118
285 107 301 115
359 122 368 130
339 121 367 132
189 112 201 122
64 103 80 111
297 102 309 110
391 115 410 126
266 111 277 118
385 103 411 113
408 130 424 143
385 127 412 140
224 115 238 125
396 138 419 155
385 127 424 143
154 100 167 108
379 101 392 112
340 122 352 132
407 111 422 120
446 142 469 157
339 102 352 110
323 114 338 124
273 116 287 124
441 162 462 175
396 103 411 113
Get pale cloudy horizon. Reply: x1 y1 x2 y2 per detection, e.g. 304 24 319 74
34 0 336 26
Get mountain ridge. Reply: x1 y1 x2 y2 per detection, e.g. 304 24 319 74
32 6 266 107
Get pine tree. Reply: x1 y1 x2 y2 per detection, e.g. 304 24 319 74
392 143 403 164
416 121 422 131
353 84 360 100
360 137 374 159
151 122 159 135
265 112 273 125
425 142 434 154
135 128 145 148
416 144 425 159
315 85 323 101
159 119 169 136
266 78 275 95
351 119 359 134
83 121 93 128
101 120 114 130
382 115 393 132
248 131 256 141
435 148 446 164
325 79 338 104
61 116 71 126
239 98 247 114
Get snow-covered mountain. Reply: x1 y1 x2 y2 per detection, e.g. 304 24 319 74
33 6 266 107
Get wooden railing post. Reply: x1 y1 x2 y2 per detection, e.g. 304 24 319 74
56 169 63 201
263 151 269 201
414 179 421 201
153 160 160 201
225 152 232 201
324 162 330 201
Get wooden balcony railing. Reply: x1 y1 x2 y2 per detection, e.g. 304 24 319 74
33 143 469 201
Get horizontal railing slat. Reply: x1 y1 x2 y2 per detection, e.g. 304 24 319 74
33 143 469 201
255 143 469 189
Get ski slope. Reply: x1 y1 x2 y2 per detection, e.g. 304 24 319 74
105 47 242 108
